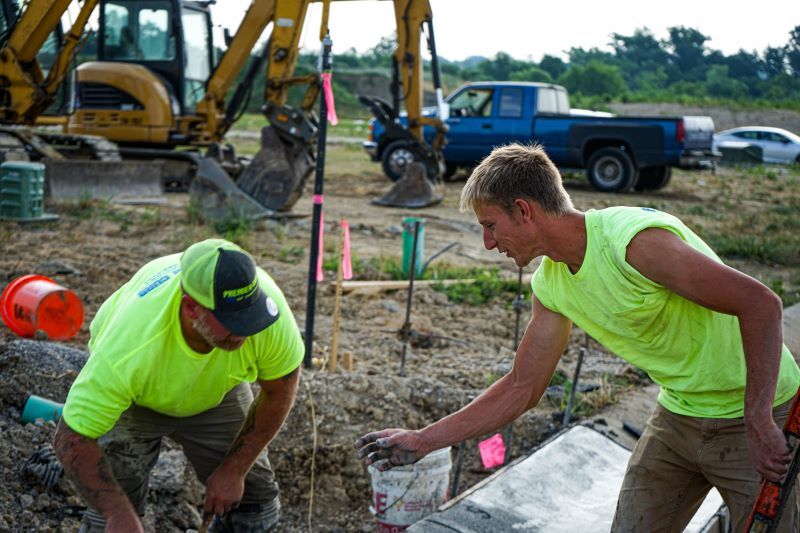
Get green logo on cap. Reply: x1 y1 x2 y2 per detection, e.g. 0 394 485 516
223 278 258 301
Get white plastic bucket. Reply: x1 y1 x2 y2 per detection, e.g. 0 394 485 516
368 447 452 532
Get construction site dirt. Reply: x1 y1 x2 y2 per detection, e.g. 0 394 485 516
1 141 798 531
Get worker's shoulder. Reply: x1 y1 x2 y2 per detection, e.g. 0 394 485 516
592 205 679 226
128 253 182 292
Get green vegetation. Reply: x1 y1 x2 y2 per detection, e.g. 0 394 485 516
546 370 639 419
53 198 167 234
433 269 531 306
319 253 529 306
223 25 800 118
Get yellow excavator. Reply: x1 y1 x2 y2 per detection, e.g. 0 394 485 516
65 0 447 211
0 0 166 201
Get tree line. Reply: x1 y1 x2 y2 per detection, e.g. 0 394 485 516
287 24 800 114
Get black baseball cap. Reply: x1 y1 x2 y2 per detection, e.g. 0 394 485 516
180 239 280 336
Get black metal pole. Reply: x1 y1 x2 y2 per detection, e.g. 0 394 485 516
512 267 524 348
451 441 465 496
399 220 420 376
503 267 524 463
303 34 333 369
563 347 585 426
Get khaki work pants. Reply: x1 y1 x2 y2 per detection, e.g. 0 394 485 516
80 383 279 530
612 400 798 532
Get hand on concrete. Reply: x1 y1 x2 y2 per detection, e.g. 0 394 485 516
204 464 245 516
747 419 792 482
354 429 429 471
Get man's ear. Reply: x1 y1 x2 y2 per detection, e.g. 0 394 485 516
514 198 534 222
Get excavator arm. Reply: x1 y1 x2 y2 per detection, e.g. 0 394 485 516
0 0 98 123
359 0 447 183
237 0 446 210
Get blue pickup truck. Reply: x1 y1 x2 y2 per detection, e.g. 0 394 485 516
363 82 716 192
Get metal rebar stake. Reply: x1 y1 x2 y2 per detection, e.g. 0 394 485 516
563 347 585 426
502 267 525 463
303 33 333 369
399 220 421 377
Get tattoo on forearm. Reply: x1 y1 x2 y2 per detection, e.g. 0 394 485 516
226 390 265 457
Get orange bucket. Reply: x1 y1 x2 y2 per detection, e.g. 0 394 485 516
0 274 84 340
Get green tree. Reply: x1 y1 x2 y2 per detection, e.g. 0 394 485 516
664 26 710 82
557 60 626 98
366 34 396 66
477 52 529 80
510 66 553 83
704 65 748 99
787 25 800 77
539 54 566 80
723 49 762 95
611 28 670 69
567 46 616 66
763 46 787 78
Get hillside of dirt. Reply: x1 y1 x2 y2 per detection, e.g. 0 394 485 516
609 103 800 134
1 142 798 531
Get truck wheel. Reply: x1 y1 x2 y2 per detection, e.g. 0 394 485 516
586 148 637 193
381 141 439 182
381 141 415 181
635 166 672 191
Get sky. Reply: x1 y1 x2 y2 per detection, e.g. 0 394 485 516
209 0 799 63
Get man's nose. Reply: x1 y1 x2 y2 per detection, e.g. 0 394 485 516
483 228 497 250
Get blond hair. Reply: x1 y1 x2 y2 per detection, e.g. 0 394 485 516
460 143 573 216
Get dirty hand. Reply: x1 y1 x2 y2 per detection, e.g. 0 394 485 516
354 429 429 471
747 419 792 482
204 464 245 516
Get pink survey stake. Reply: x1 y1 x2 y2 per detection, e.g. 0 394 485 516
478 433 506 469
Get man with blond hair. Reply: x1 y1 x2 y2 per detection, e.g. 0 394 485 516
356 143 800 531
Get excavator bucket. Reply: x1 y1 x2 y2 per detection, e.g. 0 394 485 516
189 157 275 226
45 160 166 204
235 126 314 212
372 162 444 208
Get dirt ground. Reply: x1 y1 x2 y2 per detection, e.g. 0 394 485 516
1 142 798 532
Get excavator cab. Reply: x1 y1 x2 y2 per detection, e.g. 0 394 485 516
97 0 215 127
70 0 214 146
67 0 315 212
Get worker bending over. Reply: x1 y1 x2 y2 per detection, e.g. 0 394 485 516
54 238 303 532
356 144 800 531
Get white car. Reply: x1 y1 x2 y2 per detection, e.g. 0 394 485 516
713 126 800 164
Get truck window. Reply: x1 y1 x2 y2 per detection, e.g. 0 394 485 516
448 88 493 118
536 87 570 114
498 88 523 118
556 88 569 113
537 88 557 114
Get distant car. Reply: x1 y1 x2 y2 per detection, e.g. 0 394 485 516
713 127 800 164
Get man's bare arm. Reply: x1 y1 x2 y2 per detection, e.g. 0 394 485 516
204 367 300 515
626 228 790 481
356 296 572 470
53 420 143 531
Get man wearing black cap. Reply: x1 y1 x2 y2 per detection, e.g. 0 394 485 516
53 238 304 532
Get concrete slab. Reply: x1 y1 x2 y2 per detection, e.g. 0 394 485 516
409 425 725 533
783 303 800 358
